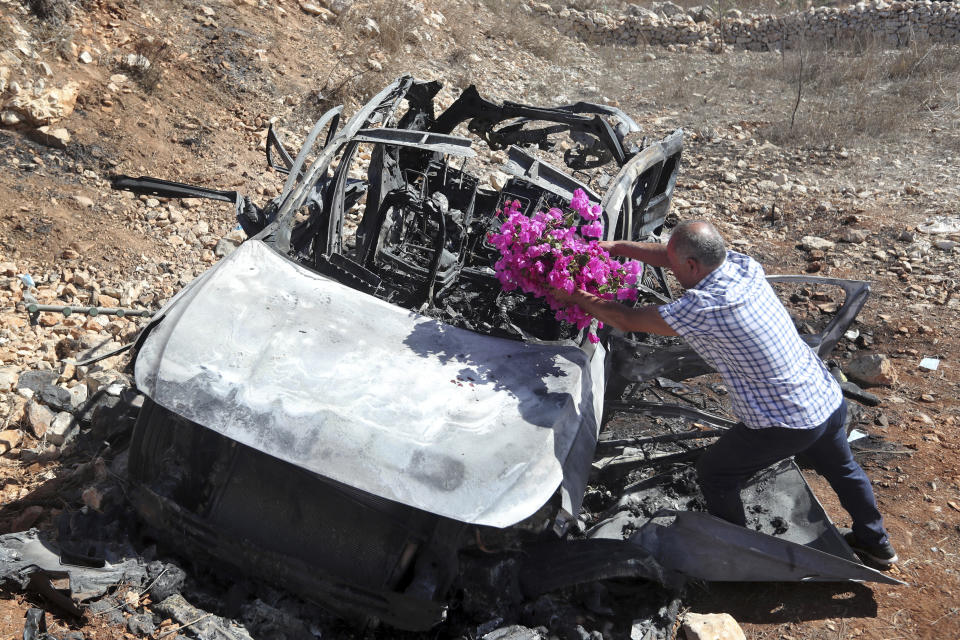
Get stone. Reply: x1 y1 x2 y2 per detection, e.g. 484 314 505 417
934 240 957 251
840 228 869 243
360 17 380 35
26 400 55 438
18 370 58 394
72 195 94 208
127 614 156 636
800 236 835 251
38 383 74 412
68 384 88 409
121 54 151 72
1 111 21 125
0 366 17 391
325 0 353 15
482 625 542 640
142 561 186 604
847 354 898 386
46 411 76 446
722 171 737 183
85 369 126 395
153 594 207 630
29 126 71 149
7 80 80 125
6 394 27 424
489 171 509 191
78 51 93 64
681 612 746 640
0 429 22 454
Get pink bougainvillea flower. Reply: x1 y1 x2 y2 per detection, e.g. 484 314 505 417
487 190 643 343
580 221 604 239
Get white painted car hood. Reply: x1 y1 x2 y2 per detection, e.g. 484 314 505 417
135 240 604 527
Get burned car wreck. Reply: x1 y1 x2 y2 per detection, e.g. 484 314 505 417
91 76 902 633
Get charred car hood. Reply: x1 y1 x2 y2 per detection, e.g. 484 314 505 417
135 240 604 527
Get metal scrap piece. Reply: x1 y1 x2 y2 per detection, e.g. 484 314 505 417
633 511 903 585
586 459 903 585
0 530 146 607
352 128 476 156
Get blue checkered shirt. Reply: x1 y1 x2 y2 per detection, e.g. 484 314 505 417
658 251 842 429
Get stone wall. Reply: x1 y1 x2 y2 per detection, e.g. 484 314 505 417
530 1 960 51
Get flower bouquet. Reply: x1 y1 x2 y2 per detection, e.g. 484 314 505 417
487 189 642 343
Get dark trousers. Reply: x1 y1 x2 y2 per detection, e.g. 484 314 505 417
695 399 889 546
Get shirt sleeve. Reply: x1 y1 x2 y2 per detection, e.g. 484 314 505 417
657 292 699 336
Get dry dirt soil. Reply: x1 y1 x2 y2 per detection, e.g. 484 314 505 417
1 0 959 639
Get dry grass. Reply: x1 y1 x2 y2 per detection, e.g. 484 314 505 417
24 0 72 23
336 0 421 57
758 38 960 146
479 0 566 63
639 36 960 150
313 0 431 112
122 36 170 93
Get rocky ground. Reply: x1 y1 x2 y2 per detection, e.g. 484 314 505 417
1 0 959 639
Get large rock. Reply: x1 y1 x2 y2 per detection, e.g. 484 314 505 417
84 369 127 395
26 400 55 438
0 428 22 454
46 411 76 446
29 126 71 149
6 80 81 125
682 612 746 640
18 370 58 394
0 366 17 391
67 384 88 410
800 236 835 251
145 561 187 602
38 383 74 412
839 228 869 244
847 354 898 386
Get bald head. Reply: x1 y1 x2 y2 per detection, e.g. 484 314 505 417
669 220 726 270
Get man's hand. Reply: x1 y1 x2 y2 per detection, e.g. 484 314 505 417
548 287 677 336
599 240 670 267
548 286 581 307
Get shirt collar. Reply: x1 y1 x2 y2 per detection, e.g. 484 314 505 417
690 251 730 292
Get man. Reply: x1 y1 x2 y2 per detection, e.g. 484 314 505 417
551 220 897 567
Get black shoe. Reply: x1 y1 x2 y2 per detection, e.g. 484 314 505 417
844 531 898 566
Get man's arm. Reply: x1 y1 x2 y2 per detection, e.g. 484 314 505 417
551 288 677 336
600 240 669 267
